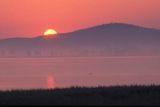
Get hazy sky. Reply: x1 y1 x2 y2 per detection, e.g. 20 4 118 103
0 0 160 38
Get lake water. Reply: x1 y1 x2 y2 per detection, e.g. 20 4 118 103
0 57 160 90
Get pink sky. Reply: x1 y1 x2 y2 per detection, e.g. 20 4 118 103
0 0 160 38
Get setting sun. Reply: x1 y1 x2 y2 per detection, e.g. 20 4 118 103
43 29 58 37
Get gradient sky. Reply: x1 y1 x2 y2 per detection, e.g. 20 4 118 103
0 0 160 38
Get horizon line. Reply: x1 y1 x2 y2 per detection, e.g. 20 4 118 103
0 22 160 40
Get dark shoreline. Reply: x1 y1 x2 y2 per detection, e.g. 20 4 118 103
0 85 160 105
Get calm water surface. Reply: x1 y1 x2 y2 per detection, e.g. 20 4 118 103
0 57 160 90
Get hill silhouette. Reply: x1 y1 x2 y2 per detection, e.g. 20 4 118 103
0 23 160 57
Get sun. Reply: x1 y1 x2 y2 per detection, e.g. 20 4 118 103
43 29 58 38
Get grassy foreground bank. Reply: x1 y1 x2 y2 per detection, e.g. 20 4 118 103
0 85 160 105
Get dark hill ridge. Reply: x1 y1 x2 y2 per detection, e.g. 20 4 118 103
0 23 160 57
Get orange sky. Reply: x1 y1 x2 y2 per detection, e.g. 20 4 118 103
0 0 160 38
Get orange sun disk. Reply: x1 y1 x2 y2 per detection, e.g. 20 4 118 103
43 29 58 38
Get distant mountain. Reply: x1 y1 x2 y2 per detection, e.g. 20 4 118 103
0 23 160 57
